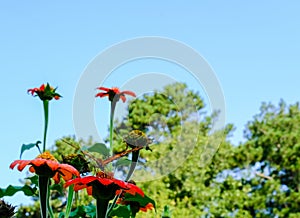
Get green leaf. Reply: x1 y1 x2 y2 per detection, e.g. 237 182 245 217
109 204 131 218
85 143 110 157
123 193 156 211
59 202 96 218
65 180 75 218
69 206 85 217
50 183 63 195
84 203 96 217
25 175 39 186
20 141 41 159
0 185 37 198
114 157 132 167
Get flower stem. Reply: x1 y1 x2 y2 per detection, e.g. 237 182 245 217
106 193 120 217
42 100 49 152
109 101 117 157
38 176 49 218
47 184 54 218
125 150 140 181
96 198 109 218
64 183 74 218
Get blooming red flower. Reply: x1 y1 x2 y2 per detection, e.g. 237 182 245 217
10 152 80 183
64 172 144 200
28 83 61 101
95 87 136 103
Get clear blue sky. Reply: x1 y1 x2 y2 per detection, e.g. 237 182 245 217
1 1 299 205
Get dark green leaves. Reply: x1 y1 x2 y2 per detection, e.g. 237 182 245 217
59 203 96 218
123 193 156 211
109 205 131 218
109 193 156 217
0 185 37 198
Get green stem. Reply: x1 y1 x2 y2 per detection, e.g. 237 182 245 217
64 183 74 218
96 198 110 218
42 100 49 152
47 185 54 218
106 193 121 217
125 150 140 181
75 191 78 207
109 101 116 157
38 176 49 218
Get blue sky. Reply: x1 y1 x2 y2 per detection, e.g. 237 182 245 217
1 1 299 205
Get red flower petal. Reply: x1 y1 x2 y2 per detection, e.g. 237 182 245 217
30 159 46 167
29 166 35 173
17 160 31 171
125 183 144 197
140 203 154 212
95 93 108 98
27 88 38 95
120 95 126 103
10 157 79 183
40 84 45 91
52 172 60 184
65 176 96 189
75 183 88 192
111 87 121 94
96 177 115 186
64 178 80 188
85 186 92 195
9 160 20 169
58 164 80 181
96 87 110 91
121 90 136 97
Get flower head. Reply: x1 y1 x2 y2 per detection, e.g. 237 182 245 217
64 171 144 200
28 83 61 101
10 151 80 183
95 87 136 103
124 130 152 150
62 153 90 174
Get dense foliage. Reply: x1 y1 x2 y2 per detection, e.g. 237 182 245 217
114 83 300 217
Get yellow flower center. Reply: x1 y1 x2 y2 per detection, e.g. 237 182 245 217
36 151 57 161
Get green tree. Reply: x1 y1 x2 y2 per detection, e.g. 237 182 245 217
113 82 233 217
230 101 300 217
115 84 300 217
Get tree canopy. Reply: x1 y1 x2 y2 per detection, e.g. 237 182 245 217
115 83 300 217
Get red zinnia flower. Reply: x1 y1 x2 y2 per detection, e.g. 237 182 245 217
28 83 61 101
10 151 80 183
64 171 144 200
95 87 136 103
